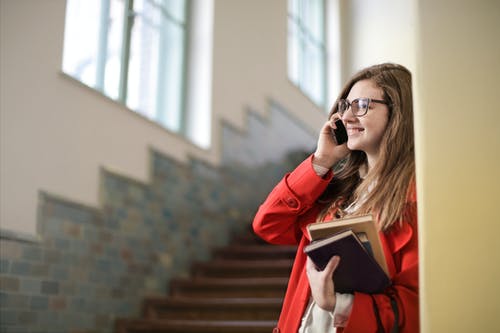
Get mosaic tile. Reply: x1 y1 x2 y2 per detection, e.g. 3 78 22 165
0 105 314 332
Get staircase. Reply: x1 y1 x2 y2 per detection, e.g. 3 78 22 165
115 230 296 333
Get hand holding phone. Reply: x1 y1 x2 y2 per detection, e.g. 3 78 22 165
314 118 350 169
332 119 348 144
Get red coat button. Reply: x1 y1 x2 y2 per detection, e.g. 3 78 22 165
272 328 280 333
286 197 298 208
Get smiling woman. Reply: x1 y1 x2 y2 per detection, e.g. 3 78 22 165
253 63 418 333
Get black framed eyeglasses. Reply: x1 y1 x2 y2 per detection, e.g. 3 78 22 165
338 98 390 117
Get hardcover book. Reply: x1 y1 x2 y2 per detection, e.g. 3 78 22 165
304 229 390 294
306 214 388 275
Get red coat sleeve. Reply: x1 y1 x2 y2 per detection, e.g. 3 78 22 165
252 155 333 245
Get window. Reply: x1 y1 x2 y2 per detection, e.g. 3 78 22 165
287 0 327 108
63 0 200 138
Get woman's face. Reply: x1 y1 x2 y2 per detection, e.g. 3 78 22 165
342 79 390 160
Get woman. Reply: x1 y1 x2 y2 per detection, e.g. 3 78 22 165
253 63 418 333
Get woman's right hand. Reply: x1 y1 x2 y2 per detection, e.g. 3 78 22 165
306 256 340 312
313 115 350 169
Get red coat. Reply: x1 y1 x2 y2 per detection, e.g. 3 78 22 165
253 155 419 333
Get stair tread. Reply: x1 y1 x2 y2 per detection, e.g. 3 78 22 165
142 296 282 321
144 296 283 306
148 319 276 326
169 277 289 298
116 231 290 332
171 276 289 286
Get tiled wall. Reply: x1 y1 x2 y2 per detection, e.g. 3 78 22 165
0 103 316 333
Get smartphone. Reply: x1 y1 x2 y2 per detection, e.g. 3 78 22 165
332 119 348 144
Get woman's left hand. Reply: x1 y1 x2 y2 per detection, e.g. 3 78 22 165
306 256 340 312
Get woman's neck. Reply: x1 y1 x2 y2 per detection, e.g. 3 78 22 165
359 163 369 179
366 152 379 173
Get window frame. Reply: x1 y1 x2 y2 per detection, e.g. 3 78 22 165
287 0 328 109
62 0 191 136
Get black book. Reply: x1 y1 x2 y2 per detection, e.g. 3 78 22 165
304 229 390 294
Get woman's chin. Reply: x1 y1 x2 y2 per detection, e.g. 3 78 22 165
346 140 359 151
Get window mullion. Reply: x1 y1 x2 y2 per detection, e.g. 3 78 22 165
156 0 168 123
118 0 134 103
320 0 327 106
178 0 190 135
96 0 110 92
297 0 305 91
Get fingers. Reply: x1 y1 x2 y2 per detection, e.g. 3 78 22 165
314 115 350 169
324 256 340 275
329 112 342 124
305 256 339 312
305 255 340 275
319 119 335 134
329 119 337 132
305 256 317 274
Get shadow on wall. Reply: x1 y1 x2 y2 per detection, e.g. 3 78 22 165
0 101 316 333
222 100 317 167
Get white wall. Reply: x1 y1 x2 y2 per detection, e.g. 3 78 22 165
211 0 325 135
0 0 214 235
340 0 417 78
0 0 326 235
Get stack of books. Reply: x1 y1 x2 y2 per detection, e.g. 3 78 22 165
304 214 390 294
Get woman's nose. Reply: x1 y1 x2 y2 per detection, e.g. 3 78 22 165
341 107 356 122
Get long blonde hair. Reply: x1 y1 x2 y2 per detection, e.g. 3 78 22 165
319 63 416 231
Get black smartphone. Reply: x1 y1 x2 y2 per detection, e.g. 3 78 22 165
332 119 348 144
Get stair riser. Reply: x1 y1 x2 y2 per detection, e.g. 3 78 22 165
214 248 296 261
115 319 276 333
215 253 295 260
230 234 267 245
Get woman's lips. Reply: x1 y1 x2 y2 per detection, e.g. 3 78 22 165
347 127 364 135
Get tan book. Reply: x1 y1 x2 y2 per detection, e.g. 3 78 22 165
306 214 389 275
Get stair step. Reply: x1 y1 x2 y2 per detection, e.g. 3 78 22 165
114 230 291 332
192 259 293 278
142 296 282 320
115 318 277 333
214 244 297 260
170 277 289 298
230 232 266 245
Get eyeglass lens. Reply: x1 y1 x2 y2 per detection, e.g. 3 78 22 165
339 98 369 116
